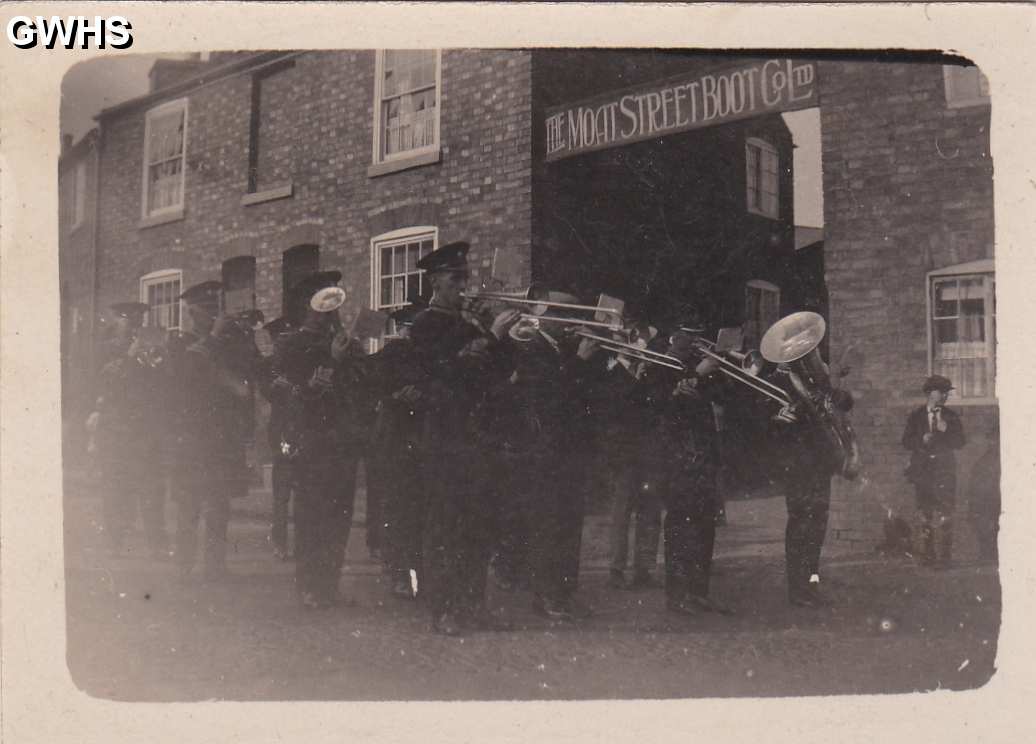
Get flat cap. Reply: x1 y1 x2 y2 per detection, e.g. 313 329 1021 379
179 280 224 305
922 374 955 393
416 241 470 274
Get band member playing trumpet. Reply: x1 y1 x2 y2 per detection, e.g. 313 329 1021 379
902 374 965 567
407 241 520 636
269 271 363 609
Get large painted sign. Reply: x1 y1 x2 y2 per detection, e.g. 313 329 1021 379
544 58 818 162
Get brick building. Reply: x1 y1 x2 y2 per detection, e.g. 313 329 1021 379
818 59 996 548
58 128 100 462
60 49 997 548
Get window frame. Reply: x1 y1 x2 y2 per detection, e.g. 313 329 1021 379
942 65 991 109
140 97 189 221
368 226 438 351
370 50 442 174
743 279 781 350
925 259 996 405
139 268 184 332
745 137 780 220
244 59 297 204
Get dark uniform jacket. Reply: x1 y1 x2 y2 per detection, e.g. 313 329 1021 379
902 404 965 492
649 368 725 495
580 337 672 459
178 334 256 468
407 307 515 454
268 327 370 459
95 337 169 461
478 332 588 458
366 335 425 455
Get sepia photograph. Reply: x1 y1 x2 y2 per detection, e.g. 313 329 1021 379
56 45 1000 701
3 2 1035 742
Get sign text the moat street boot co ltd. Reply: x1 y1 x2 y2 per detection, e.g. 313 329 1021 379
544 58 818 162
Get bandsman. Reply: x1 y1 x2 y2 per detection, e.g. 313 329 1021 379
408 241 520 636
174 281 260 581
268 271 364 609
92 301 170 558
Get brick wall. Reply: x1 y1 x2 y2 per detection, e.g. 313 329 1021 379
95 49 533 326
92 49 533 462
58 132 99 451
530 51 800 328
819 60 997 550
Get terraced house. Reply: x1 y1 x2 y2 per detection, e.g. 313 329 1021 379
59 49 996 548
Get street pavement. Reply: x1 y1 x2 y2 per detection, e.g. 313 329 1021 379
63 481 1000 701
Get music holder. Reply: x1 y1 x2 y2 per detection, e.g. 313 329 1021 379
595 294 625 323
490 247 523 291
715 326 744 353
351 307 390 340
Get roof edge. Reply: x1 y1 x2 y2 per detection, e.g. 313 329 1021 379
95 50 302 122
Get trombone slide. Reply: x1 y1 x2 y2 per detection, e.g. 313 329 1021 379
523 314 622 331
463 292 623 316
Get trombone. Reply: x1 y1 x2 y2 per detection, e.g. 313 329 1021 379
688 341 791 406
521 314 624 332
577 330 793 406
461 290 624 317
574 331 686 372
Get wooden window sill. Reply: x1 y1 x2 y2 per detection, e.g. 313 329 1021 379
138 208 185 229
367 148 441 178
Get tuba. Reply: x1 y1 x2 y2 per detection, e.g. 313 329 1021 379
760 312 861 480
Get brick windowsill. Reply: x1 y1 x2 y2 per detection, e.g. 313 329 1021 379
138 208 186 229
367 148 441 178
241 182 294 207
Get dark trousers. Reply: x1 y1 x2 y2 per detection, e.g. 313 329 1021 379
271 457 295 552
101 460 168 553
363 455 383 556
490 454 532 585
421 450 495 619
663 486 719 601
175 463 240 575
913 461 956 564
368 450 424 578
780 469 832 598
294 453 358 601
526 453 584 605
607 446 663 574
